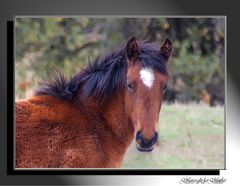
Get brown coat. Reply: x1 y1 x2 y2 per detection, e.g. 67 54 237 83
16 94 134 168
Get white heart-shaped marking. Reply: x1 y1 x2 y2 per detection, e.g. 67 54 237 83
140 68 155 89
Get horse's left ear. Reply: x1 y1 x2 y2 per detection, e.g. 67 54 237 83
126 37 140 62
160 38 172 60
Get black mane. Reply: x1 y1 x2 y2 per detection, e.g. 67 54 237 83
35 41 168 103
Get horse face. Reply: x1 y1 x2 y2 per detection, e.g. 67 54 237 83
124 37 172 152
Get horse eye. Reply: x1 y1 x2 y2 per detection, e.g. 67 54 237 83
126 82 135 92
162 85 168 92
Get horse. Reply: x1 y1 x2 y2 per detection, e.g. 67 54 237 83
15 37 172 168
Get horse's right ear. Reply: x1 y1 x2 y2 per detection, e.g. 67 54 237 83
126 37 140 62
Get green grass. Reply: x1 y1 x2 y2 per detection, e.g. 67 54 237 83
122 103 224 169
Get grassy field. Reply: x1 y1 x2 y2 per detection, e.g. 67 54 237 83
122 103 224 169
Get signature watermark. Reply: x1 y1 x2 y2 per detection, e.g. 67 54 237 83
179 177 226 184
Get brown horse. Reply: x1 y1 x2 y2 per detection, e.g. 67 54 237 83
16 37 172 168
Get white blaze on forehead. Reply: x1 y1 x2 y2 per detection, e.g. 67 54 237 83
140 68 155 89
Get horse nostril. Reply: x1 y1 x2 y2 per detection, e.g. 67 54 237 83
135 131 142 144
153 132 158 144
136 131 158 148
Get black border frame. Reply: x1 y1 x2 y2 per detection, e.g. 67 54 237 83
7 20 222 176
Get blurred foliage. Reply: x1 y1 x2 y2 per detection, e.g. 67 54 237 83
15 18 225 105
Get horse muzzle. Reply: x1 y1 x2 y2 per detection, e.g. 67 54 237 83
135 131 158 152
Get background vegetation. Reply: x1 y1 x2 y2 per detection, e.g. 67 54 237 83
15 18 225 105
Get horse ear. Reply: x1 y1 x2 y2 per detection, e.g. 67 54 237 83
160 38 172 60
126 37 140 62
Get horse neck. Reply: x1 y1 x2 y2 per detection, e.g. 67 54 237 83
77 90 134 147
101 90 135 157
103 91 134 140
